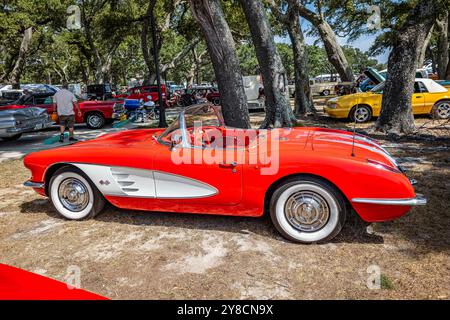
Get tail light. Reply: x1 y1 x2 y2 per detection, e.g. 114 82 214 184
367 159 401 173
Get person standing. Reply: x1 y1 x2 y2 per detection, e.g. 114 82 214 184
53 84 82 143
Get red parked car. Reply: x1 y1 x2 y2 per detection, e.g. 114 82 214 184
3 92 125 129
180 87 220 107
23 104 426 243
115 85 170 107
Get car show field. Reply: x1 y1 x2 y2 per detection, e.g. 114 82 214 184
0 103 449 299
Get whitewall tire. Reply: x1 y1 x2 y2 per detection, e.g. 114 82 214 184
270 177 346 243
49 166 105 220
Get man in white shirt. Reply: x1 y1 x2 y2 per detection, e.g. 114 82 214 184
53 84 82 143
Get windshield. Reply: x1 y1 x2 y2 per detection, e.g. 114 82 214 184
15 94 33 105
371 82 385 93
158 104 224 147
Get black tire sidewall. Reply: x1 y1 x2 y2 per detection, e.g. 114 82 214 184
432 101 450 119
350 105 372 123
86 113 105 129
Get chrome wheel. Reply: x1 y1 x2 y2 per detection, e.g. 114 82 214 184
353 106 371 123
270 178 346 243
50 167 105 220
58 178 89 212
437 102 450 119
87 114 104 128
284 191 330 232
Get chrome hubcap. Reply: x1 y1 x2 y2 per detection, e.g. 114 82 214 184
58 178 89 212
355 107 369 122
88 115 101 127
284 191 330 232
437 103 450 118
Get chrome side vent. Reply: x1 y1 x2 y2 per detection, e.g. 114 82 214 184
117 181 134 187
110 168 139 194
112 173 129 179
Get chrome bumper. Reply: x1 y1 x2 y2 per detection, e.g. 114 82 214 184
351 193 427 206
23 181 44 188
112 111 125 119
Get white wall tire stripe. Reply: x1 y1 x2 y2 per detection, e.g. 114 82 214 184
50 172 94 220
275 183 339 243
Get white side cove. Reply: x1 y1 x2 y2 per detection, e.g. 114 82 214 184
70 163 217 199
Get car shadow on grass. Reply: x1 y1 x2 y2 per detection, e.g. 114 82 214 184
19 199 383 245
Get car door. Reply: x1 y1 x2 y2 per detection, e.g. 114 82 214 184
152 106 244 206
152 141 244 206
127 88 140 100
412 81 426 114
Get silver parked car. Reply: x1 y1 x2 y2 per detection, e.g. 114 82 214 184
0 107 52 141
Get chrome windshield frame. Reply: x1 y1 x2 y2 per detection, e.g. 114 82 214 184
157 103 225 149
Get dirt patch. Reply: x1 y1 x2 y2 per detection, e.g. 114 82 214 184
0 110 449 299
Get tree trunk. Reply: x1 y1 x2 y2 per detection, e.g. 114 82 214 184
269 0 315 116
287 11 315 115
417 25 433 68
376 1 439 134
81 5 103 84
141 1 154 85
190 0 250 129
8 27 33 89
240 0 295 128
436 11 449 79
446 12 450 80
298 5 353 82
316 21 353 82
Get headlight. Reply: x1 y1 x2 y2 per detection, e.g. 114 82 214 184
328 103 337 109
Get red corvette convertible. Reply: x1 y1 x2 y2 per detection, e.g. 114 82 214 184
23 105 426 243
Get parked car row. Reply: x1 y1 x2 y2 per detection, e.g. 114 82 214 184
0 86 126 141
178 76 266 110
325 68 450 122
289 79 337 98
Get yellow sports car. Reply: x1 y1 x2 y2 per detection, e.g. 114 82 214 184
325 78 450 123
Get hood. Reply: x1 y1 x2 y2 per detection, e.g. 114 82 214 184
24 127 166 168
329 91 376 104
363 67 385 85
65 128 165 149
